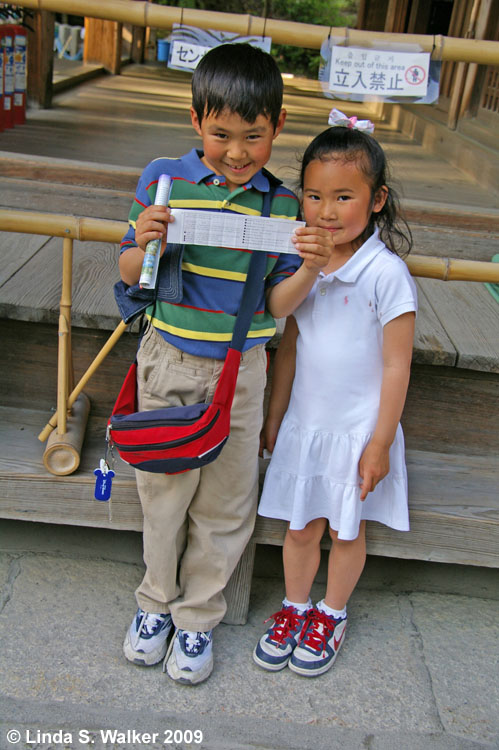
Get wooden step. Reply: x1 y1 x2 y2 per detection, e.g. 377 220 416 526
0 404 497 567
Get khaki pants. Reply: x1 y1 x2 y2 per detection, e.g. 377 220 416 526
134 324 267 632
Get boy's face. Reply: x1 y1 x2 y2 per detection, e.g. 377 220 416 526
190 106 286 193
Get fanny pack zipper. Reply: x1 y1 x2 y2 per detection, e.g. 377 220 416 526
110 410 220 452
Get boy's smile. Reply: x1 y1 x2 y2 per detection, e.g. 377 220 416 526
190 107 286 193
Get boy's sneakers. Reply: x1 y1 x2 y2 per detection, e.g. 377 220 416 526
123 608 173 666
289 608 347 677
165 629 213 685
253 604 310 671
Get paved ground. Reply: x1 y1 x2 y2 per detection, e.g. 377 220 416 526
1 519 498 750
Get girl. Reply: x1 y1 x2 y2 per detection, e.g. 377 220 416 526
253 115 417 678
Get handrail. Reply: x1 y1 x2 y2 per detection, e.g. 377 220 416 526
13 0 499 65
1 208 499 283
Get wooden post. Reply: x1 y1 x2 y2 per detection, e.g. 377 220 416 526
84 17 122 74
27 10 55 108
460 0 495 117
447 0 484 129
130 0 148 63
131 25 147 63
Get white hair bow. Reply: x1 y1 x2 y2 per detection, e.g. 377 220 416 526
328 108 375 133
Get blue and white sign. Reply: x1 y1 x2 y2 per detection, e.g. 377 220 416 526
330 47 430 98
319 41 440 104
167 25 272 72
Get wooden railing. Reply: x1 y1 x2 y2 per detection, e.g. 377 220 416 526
1 207 498 476
13 0 499 64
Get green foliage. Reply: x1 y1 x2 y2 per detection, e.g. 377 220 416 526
152 0 359 77
270 0 358 77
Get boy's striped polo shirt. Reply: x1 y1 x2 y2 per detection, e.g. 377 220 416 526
121 149 301 359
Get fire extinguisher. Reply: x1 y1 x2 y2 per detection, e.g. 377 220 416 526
0 26 4 132
1 26 14 129
13 25 27 125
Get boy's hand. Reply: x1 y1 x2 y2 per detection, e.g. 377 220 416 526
135 205 174 255
259 415 282 457
291 226 333 272
358 439 390 501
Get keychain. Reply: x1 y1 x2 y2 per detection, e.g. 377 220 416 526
94 457 115 501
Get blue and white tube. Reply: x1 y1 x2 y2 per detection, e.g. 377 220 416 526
139 174 172 289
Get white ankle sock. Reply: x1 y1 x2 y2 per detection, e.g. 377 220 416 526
316 599 346 619
283 597 312 614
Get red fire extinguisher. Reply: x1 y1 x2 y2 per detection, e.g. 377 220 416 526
0 26 4 132
1 26 15 129
13 25 27 125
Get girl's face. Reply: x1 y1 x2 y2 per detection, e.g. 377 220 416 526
302 156 387 256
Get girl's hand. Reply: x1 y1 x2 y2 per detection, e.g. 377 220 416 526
135 205 174 255
259 415 283 457
291 226 333 272
358 439 390 501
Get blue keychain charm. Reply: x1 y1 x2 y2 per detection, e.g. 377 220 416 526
94 459 115 501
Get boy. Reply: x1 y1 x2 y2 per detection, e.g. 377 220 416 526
119 43 332 685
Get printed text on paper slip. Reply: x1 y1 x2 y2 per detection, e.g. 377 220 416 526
167 210 305 254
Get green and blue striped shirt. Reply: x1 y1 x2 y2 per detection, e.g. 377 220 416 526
121 149 301 359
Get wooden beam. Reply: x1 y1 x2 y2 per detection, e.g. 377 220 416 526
27 10 55 108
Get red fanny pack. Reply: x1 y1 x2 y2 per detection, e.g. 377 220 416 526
107 222 271 474
107 345 243 474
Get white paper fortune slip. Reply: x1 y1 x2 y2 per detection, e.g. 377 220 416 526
167 210 305 254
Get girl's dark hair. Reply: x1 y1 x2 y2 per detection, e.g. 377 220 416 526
192 43 283 130
300 126 412 256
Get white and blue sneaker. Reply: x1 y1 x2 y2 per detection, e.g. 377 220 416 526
123 608 173 666
289 608 347 677
165 629 213 685
253 604 310 671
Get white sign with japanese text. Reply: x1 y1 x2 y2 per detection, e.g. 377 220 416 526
170 40 211 70
329 47 430 98
167 25 272 73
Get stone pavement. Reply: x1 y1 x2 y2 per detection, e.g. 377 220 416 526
1 519 498 750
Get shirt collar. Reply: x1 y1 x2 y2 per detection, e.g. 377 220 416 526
183 148 271 192
323 229 386 283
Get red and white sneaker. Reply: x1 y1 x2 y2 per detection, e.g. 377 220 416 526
253 604 310 671
289 608 347 677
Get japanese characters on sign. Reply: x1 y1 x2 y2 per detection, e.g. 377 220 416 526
170 40 211 70
329 47 430 99
167 25 272 72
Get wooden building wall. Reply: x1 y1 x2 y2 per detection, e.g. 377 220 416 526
357 0 499 125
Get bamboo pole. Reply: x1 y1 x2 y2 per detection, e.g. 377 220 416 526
56 236 73 435
43 392 91 474
38 319 128 442
0 208 125 242
12 0 499 64
406 255 499 282
40 235 92 475
0 208 499 283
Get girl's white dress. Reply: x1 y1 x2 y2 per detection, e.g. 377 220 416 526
258 231 418 540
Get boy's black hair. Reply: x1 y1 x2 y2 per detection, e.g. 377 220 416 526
192 43 283 129
300 126 413 257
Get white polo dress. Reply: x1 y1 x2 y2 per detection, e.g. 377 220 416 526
258 230 418 540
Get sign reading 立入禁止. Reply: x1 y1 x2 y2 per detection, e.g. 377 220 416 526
329 47 430 99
